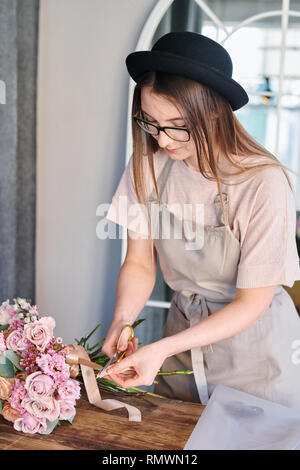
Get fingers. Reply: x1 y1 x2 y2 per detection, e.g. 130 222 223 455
105 358 137 383
117 328 134 352
118 336 138 354
100 339 139 384
123 338 139 357
106 369 139 389
101 322 137 358
101 338 118 359
105 361 153 389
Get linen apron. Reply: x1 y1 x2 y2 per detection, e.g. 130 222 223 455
150 157 300 411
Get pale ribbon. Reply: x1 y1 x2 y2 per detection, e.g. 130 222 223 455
65 344 142 422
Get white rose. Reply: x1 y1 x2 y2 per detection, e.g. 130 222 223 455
0 300 11 325
19 299 29 310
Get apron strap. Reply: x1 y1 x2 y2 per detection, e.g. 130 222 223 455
148 157 175 202
214 183 229 226
213 183 230 273
190 294 212 405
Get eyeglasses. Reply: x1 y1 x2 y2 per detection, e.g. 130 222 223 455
133 111 191 143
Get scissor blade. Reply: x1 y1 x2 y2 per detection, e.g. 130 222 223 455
97 356 116 379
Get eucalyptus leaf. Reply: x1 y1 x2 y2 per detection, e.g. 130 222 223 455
0 400 3 414
39 418 60 435
0 324 9 331
0 357 14 378
4 349 24 371
67 415 74 424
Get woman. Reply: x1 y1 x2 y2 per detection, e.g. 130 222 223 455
102 32 300 410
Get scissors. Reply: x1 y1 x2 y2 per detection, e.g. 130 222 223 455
97 324 134 380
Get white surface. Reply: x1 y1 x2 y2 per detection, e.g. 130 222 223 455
184 384 300 450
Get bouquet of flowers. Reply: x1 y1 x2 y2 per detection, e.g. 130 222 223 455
0 297 194 431
0 298 81 434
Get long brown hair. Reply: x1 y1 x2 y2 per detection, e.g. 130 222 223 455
130 71 295 267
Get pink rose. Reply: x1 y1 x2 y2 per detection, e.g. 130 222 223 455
57 399 76 420
21 396 60 422
14 412 47 434
6 329 29 353
57 379 81 401
25 372 55 400
23 316 55 352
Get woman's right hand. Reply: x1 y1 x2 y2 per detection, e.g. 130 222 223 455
101 319 139 360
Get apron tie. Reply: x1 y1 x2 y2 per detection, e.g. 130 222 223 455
190 293 214 353
189 292 214 405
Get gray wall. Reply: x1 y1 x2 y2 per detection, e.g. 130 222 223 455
36 0 157 344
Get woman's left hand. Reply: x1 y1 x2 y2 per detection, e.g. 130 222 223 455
103 340 166 389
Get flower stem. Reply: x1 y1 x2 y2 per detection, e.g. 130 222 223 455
157 370 194 376
128 387 167 399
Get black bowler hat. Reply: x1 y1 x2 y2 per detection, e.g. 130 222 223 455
126 31 249 111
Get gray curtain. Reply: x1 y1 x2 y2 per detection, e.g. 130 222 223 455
0 0 39 304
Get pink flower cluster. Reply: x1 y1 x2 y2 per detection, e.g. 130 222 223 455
0 298 81 434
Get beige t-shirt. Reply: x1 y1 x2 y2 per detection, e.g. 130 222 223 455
106 148 300 288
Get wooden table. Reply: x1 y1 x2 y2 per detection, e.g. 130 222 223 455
0 388 205 450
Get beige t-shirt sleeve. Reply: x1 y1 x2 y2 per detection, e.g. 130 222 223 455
236 167 300 288
106 154 150 237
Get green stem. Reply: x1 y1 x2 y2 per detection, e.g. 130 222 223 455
128 387 167 399
157 370 194 375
